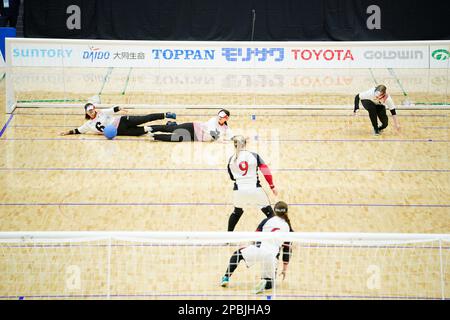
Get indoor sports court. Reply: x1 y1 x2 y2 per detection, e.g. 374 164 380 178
0 1 449 301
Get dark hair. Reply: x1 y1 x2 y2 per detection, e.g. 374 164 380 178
218 109 230 126
274 201 292 230
84 103 94 120
375 84 387 94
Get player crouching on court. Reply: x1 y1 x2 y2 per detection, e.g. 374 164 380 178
148 109 234 142
221 201 293 294
227 135 278 231
60 103 176 136
354 84 400 135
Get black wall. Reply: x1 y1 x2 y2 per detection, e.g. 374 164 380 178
24 0 450 40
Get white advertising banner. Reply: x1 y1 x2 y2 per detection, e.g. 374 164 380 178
7 39 449 69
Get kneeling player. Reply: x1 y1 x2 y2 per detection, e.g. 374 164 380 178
220 201 293 294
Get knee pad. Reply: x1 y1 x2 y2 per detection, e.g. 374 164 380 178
263 278 273 290
261 205 274 218
234 207 244 216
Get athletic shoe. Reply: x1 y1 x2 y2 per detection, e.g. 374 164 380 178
166 112 177 119
166 121 177 126
378 126 385 133
221 276 229 287
254 279 267 294
374 129 381 136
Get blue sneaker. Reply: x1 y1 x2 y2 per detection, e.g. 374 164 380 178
221 276 229 287
166 112 176 119
166 121 177 126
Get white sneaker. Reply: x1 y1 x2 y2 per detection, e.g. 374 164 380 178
254 279 267 294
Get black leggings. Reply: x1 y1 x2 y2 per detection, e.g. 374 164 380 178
117 113 164 136
224 249 244 278
228 205 274 231
151 122 197 142
361 100 388 131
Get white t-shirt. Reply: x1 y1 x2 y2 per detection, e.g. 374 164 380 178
77 108 121 134
259 216 290 255
193 117 234 142
228 150 264 190
359 87 396 110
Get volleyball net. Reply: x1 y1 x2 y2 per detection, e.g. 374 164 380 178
0 231 448 300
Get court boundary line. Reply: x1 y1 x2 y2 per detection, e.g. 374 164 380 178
0 293 445 300
0 167 448 173
1 202 448 208
10 111 450 117
0 114 14 138
1 137 449 143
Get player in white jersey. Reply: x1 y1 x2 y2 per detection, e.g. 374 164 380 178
148 109 234 142
220 201 293 294
354 84 401 135
227 135 278 231
60 103 177 136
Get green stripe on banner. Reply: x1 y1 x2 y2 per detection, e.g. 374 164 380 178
416 102 450 105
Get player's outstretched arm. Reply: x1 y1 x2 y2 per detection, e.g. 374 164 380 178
353 94 360 114
255 154 277 195
392 114 400 132
60 129 81 136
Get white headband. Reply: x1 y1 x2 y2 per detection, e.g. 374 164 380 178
218 111 228 118
86 105 95 111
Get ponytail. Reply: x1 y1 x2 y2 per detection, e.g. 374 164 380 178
274 201 293 231
281 213 293 231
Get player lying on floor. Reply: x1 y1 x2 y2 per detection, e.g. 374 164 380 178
60 103 176 137
148 109 234 142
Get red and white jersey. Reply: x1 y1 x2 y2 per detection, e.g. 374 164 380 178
193 117 234 142
258 216 290 254
227 150 274 190
359 87 396 110
77 108 121 134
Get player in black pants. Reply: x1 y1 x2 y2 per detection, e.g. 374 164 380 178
354 84 400 135
60 103 177 136
149 123 196 142
149 109 234 142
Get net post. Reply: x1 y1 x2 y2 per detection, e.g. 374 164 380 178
107 237 112 300
439 239 445 300
5 37 16 114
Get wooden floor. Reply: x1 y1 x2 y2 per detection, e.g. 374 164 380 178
0 81 449 299
1 108 449 233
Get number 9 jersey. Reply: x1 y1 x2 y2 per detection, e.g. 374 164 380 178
227 150 275 191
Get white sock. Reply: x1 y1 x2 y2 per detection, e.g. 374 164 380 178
144 126 153 133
